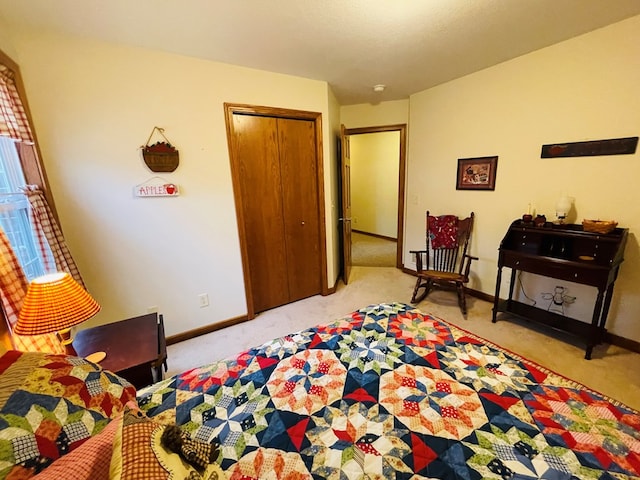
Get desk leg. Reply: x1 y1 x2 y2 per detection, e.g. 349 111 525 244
586 288 606 360
507 268 517 309
492 267 503 323
598 268 619 333
599 282 615 331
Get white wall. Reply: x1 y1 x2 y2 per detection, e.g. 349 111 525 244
406 16 640 341
0 16 18 60
341 100 409 129
3 15 639 344
4 30 336 337
350 132 400 238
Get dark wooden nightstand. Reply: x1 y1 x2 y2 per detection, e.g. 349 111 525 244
73 312 168 389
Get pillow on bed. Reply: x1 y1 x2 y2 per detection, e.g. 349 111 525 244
31 410 121 480
0 350 137 479
109 404 224 480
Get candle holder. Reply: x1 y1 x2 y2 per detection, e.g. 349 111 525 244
522 203 533 223
534 214 546 227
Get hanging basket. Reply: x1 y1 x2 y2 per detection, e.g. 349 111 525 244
141 127 179 172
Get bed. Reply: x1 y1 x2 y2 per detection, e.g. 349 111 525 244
1 302 639 479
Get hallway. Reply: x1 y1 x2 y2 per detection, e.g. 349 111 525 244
351 231 396 267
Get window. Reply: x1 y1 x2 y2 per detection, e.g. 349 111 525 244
0 50 58 282
0 136 53 279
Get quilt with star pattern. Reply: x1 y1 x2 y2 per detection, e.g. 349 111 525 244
0 350 137 479
138 303 640 479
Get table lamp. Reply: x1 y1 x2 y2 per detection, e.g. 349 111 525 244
555 195 574 224
14 272 105 363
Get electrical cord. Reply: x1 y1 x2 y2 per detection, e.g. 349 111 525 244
516 271 537 306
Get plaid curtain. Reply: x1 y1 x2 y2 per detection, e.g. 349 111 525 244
0 65 33 143
0 227 63 353
20 185 86 288
0 60 80 353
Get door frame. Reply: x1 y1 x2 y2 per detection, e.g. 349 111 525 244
343 124 407 269
224 103 328 319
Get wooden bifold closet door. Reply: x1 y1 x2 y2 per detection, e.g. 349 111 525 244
229 110 323 314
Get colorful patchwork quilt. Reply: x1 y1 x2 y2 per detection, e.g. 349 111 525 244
138 303 640 479
0 350 137 479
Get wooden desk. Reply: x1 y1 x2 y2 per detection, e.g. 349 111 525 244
492 220 628 359
73 313 167 388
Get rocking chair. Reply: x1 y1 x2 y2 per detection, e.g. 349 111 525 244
410 211 477 315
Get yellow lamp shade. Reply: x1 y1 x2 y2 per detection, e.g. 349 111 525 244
14 272 100 336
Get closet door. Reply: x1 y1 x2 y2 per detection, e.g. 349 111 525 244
231 114 289 312
229 112 323 314
278 118 322 301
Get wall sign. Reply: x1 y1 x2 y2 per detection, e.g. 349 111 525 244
541 136 638 158
134 178 180 197
141 126 180 172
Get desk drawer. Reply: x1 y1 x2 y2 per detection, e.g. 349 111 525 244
505 231 541 254
501 251 607 287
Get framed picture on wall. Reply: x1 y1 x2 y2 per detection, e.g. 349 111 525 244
456 156 498 191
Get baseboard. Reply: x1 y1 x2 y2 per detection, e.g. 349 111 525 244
604 332 640 353
166 314 249 345
169 268 640 355
466 287 494 303
170 274 344 345
401 265 640 354
169 276 342 345
352 229 397 242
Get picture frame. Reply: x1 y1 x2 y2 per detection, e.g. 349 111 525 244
456 156 498 191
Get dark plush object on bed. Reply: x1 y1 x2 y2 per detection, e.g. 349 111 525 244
109 404 224 480
161 424 218 470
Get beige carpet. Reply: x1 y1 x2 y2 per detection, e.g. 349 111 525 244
167 266 640 410
352 231 396 267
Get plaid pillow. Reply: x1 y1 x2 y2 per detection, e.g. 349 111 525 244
32 412 120 480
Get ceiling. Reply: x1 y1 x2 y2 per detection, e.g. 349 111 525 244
1 0 639 105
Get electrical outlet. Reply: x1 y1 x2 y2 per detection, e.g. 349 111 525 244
198 293 209 308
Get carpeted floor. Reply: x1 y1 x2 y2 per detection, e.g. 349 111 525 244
167 266 640 410
352 231 396 267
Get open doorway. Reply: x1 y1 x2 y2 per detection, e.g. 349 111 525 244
340 124 406 274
